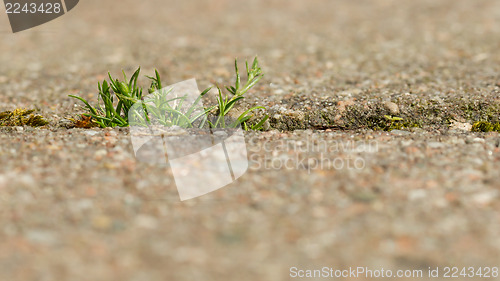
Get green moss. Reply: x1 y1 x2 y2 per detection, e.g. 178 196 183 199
340 104 422 131
471 121 500 132
385 119 422 131
460 101 500 123
372 116 421 131
0 108 49 127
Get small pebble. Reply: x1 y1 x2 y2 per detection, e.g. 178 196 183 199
25 230 58 246
428 142 445 149
85 130 99 136
472 137 485 143
390 130 410 136
408 189 427 201
92 215 112 230
383 101 400 115
134 215 159 229
449 120 472 131
472 191 497 206
213 131 227 137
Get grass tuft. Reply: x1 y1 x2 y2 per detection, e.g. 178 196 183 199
70 57 268 130
69 67 143 128
210 57 268 130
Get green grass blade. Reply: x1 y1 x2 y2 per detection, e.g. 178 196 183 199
69 95 99 116
235 58 240 92
251 115 269 130
223 96 244 115
236 106 265 121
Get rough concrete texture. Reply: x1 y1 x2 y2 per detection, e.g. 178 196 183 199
1 0 500 280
